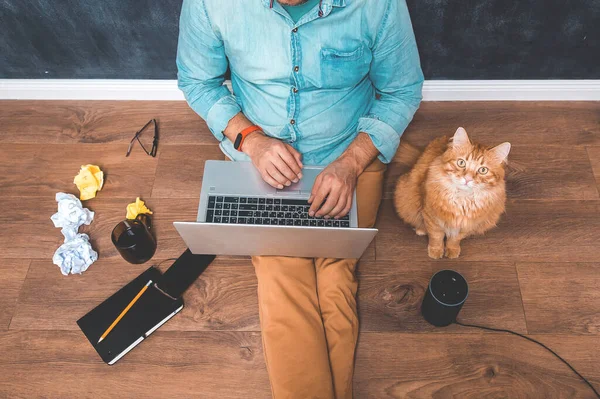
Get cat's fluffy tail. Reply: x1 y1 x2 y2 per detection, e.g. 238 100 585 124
395 141 423 167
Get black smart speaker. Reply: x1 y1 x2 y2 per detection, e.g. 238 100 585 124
421 270 469 327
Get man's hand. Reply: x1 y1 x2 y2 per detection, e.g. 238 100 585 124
243 132 304 189
308 157 360 219
308 133 381 219
222 112 303 189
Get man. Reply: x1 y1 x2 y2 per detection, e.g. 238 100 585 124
177 0 423 397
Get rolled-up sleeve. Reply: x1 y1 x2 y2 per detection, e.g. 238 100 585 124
176 0 241 141
358 0 424 163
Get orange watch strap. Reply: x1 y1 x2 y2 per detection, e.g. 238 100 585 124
235 125 263 151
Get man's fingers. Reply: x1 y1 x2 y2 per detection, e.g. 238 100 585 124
273 155 299 183
338 193 353 219
285 144 304 169
333 193 353 219
316 189 341 218
328 194 348 218
267 165 291 186
309 185 329 216
310 193 328 216
279 147 303 179
308 175 323 205
261 171 283 189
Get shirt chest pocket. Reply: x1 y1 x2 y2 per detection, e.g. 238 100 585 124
319 45 371 89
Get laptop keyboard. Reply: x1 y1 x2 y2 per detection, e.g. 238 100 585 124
205 196 351 228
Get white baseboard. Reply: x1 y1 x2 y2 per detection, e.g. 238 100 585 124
0 80 185 101
1 79 599 101
422 80 600 101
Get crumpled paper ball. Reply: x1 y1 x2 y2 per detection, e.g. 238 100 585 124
126 197 153 220
50 192 95 242
73 164 104 201
52 233 98 275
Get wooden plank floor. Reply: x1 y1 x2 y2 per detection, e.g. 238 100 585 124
0 101 599 398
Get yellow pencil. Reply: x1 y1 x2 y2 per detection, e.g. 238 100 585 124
97 280 153 344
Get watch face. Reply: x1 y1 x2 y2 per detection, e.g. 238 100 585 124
234 133 243 150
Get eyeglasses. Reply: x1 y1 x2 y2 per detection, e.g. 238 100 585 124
126 119 159 157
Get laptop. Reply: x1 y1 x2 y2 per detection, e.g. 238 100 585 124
173 160 377 258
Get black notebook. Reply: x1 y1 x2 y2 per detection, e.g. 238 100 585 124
77 267 184 365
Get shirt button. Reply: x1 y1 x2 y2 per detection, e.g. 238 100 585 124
293 87 298 93
292 27 298 33
294 66 299 72
290 119 296 125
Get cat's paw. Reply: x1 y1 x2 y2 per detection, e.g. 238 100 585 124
415 228 427 236
445 246 461 259
428 246 445 259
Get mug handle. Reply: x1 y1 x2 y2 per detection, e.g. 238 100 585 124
136 213 152 231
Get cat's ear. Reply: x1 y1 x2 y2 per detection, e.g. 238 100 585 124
452 127 471 148
489 142 511 163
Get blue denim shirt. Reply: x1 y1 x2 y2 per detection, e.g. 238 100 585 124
177 0 424 165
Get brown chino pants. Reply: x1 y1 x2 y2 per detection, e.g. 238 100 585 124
251 159 386 399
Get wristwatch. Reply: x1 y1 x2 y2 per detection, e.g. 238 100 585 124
234 125 263 152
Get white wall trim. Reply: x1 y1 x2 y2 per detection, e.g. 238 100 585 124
422 80 600 101
0 80 186 101
1 79 599 101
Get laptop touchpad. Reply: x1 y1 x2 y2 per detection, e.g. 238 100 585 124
276 167 321 194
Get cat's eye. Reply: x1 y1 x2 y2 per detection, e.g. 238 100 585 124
478 167 488 175
457 159 466 168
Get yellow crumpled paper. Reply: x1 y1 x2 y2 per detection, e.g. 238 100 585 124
73 165 104 201
126 197 153 220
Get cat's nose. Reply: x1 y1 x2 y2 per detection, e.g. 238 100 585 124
464 175 474 184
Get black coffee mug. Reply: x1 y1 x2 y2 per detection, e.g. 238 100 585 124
421 270 469 327
111 214 156 264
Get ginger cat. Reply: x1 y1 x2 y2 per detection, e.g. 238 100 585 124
394 128 511 259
